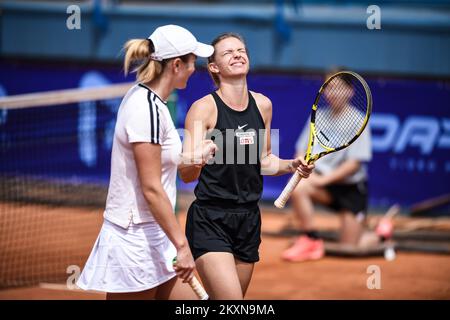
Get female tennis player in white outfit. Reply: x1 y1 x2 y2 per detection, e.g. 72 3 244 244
77 25 216 300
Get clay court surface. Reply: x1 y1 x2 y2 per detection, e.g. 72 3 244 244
0 195 449 300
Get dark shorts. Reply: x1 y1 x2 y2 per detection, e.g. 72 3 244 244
325 181 368 215
185 199 261 263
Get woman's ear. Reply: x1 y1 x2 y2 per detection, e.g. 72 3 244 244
208 62 219 75
172 58 182 73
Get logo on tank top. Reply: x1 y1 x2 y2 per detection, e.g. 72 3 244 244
236 126 255 145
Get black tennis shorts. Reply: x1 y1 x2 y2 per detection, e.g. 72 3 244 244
325 181 368 215
185 199 261 263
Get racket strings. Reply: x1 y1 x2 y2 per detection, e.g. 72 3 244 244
316 102 364 147
315 75 368 149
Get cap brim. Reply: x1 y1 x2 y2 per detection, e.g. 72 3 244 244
193 42 214 58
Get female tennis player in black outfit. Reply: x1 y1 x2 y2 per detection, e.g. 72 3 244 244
179 33 314 300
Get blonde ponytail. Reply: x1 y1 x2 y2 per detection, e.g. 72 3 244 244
123 39 163 83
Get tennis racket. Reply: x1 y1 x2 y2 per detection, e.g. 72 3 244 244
274 71 372 208
172 257 209 300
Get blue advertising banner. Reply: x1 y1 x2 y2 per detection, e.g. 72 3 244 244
1 61 449 211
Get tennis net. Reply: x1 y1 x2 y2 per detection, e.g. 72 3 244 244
0 83 177 288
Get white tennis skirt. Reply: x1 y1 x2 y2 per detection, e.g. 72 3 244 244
77 219 177 293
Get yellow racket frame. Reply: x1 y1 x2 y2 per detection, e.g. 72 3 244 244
305 71 372 164
274 71 372 209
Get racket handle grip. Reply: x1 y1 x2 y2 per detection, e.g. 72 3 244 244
173 257 209 300
189 275 209 300
274 171 303 208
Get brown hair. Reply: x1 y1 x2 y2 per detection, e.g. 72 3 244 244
207 33 248 87
123 39 190 83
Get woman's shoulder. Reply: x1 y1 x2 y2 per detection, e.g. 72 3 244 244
184 93 218 131
188 93 217 115
250 91 272 114
122 84 150 107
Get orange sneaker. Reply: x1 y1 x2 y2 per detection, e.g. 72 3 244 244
281 236 310 258
281 236 325 262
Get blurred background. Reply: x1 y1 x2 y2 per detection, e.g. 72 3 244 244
0 0 449 299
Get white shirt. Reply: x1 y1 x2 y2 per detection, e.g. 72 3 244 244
103 83 182 228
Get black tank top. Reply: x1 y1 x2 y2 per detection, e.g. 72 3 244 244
194 91 266 204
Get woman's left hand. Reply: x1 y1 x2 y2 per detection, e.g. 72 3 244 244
291 157 315 178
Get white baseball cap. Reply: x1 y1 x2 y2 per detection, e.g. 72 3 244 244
148 25 214 61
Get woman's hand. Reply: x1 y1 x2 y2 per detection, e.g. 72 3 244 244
291 157 315 178
193 139 218 166
173 245 196 283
